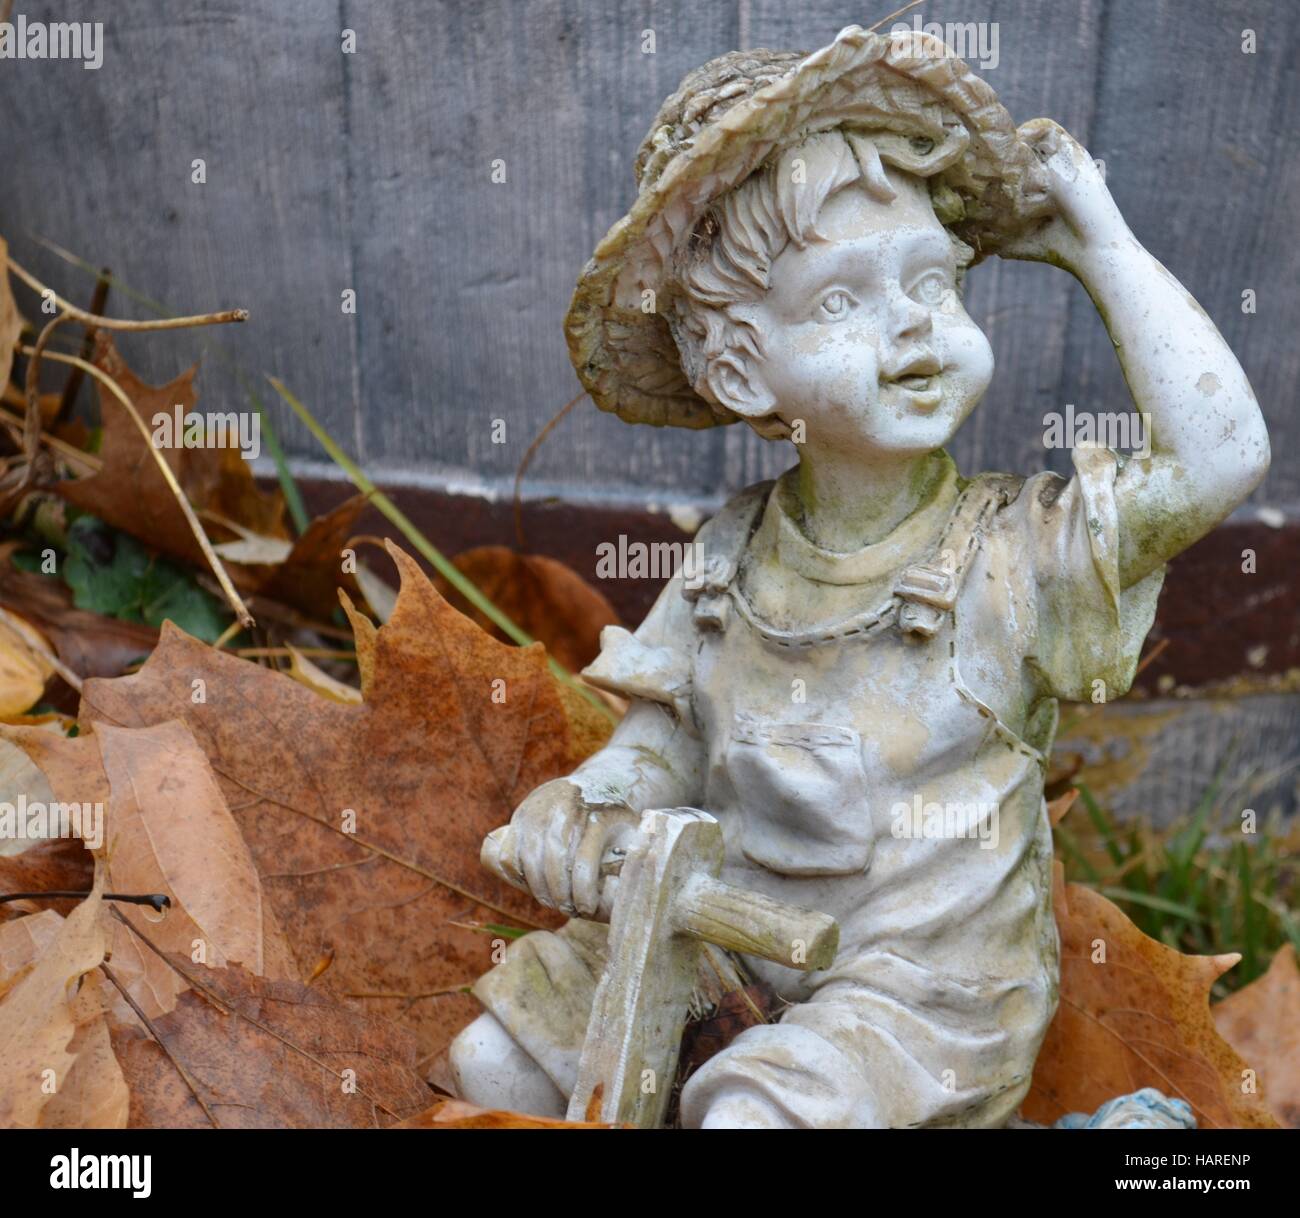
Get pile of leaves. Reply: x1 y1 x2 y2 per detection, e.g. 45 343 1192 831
0 239 1294 1130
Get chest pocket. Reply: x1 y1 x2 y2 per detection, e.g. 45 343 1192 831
726 715 872 877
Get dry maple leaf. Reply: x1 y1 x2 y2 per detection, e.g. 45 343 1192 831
0 903 129 1128
0 611 51 716
438 546 619 672
0 864 123 1128
108 954 432 1128
1022 863 1278 1128
254 493 368 620
0 908 64 994
79 542 610 1065
1213 944 1300 1128
38 968 130 1129
2 719 299 1023
0 904 129 1133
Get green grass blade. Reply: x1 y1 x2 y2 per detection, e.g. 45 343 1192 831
1097 887 1204 922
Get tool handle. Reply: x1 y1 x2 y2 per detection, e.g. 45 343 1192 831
676 875 839 972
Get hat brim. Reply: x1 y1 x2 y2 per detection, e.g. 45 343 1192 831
564 25 1050 429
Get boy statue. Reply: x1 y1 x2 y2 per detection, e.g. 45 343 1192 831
449 26 1268 1128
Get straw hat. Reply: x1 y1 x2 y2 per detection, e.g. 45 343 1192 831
564 24 1051 429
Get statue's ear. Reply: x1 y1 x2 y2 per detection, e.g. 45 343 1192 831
704 351 775 420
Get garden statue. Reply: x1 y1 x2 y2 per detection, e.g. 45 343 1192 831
449 24 1269 1128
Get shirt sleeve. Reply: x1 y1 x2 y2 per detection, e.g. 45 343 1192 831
580 570 697 728
571 572 705 811
1018 445 1165 703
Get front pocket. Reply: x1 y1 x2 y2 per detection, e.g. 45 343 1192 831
727 715 874 877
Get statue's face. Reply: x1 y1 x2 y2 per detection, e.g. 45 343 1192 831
734 169 993 455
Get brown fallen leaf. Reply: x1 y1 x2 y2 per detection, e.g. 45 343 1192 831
1022 864 1277 1128
3 720 299 1021
51 338 376 626
396 1097 614 1129
0 864 113 1127
0 838 94 924
677 983 779 1087
53 336 208 566
109 955 431 1128
438 547 619 672
255 494 369 620
0 913 129 1128
1213 944 1300 1128
38 968 129 1129
80 542 610 1065
0 908 64 995
54 335 286 572
184 442 285 546
0 551 158 681
0 611 50 716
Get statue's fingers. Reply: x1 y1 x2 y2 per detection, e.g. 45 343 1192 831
571 812 611 918
541 807 579 914
518 812 556 909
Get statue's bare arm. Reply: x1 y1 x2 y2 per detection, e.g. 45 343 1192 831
1001 120 1270 589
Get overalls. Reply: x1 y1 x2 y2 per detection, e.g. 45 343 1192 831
474 450 1160 1127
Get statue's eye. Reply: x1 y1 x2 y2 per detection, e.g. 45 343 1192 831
910 269 952 306
818 290 855 321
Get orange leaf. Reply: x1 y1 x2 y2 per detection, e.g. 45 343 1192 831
54 335 286 569
1213 944 1300 1128
438 546 619 672
1023 864 1278 1128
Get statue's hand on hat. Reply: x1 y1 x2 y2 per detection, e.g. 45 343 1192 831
997 118 1129 272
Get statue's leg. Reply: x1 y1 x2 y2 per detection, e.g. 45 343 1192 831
682 956 1046 1129
449 918 608 1116
681 1021 870 1128
449 1012 567 1117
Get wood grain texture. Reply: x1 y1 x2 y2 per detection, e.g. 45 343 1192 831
0 0 1294 502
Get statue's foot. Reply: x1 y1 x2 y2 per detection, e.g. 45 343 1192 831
1055 1088 1197 1129
449 1012 567 1118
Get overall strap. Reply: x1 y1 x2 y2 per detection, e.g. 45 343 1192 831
893 472 1024 640
681 481 771 630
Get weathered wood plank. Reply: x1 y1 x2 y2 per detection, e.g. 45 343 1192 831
0 0 1294 503
0 0 358 449
1061 0 1300 509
